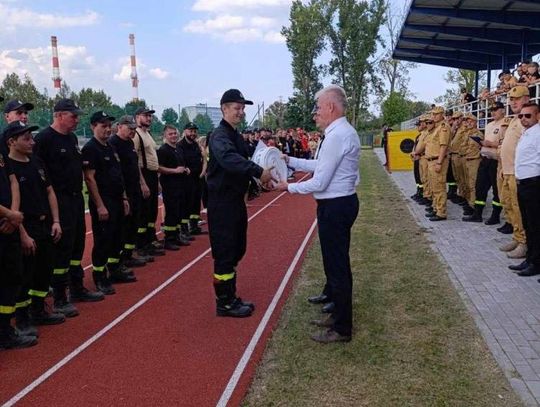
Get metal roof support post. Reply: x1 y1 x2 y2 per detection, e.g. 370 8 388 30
474 70 480 100
501 53 508 72
487 57 492 90
521 30 529 62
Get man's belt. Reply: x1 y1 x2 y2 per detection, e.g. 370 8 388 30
466 157 481 161
426 157 439 162
516 175 540 186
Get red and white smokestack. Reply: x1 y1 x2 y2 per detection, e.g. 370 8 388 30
51 36 62 91
129 34 139 101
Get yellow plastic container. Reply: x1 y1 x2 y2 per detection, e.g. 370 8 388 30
387 130 417 171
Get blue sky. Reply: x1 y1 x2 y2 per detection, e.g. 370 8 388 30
0 0 451 119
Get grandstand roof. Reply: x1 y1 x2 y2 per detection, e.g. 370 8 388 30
393 0 540 71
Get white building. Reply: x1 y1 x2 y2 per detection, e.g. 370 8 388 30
184 104 221 128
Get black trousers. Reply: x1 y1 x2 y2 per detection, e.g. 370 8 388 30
0 232 22 318
208 196 247 301
18 218 54 305
475 157 500 206
53 192 86 288
517 177 540 268
161 182 186 239
413 159 421 185
89 195 123 273
446 157 456 185
317 193 359 337
139 169 159 246
186 175 202 220
122 193 141 256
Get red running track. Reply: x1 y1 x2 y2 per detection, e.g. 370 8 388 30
0 184 318 406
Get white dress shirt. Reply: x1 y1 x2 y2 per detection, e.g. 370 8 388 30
287 116 360 199
515 123 540 180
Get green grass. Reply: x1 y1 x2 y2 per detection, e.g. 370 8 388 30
243 150 522 407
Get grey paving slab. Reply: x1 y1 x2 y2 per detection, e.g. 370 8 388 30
375 149 540 406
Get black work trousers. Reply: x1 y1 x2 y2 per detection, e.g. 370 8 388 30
122 193 141 256
53 192 86 288
475 157 500 206
139 169 159 246
186 175 202 220
208 196 247 300
317 193 359 337
413 159 421 185
161 182 186 239
18 218 54 305
517 177 540 268
89 195 124 272
0 232 22 318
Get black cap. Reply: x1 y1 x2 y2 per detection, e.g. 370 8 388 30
54 98 84 114
3 100 34 114
117 115 137 129
2 121 39 140
90 111 115 124
220 89 253 105
184 121 198 130
490 101 505 110
134 107 155 116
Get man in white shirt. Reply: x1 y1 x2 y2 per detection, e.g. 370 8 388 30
514 102 540 278
275 85 360 343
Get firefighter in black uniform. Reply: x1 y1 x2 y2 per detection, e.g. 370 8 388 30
207 89 274 318
0 120 35 350
6 122 66 339
157 125 191 250
1 100 34 160
178 122 206 235
33 99 104 318
82 112 136 295
109 115 151 268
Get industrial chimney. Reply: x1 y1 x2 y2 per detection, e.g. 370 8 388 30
51 36 62 92
129 34 139 101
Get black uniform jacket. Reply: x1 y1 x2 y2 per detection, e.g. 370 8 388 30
207 119 263 201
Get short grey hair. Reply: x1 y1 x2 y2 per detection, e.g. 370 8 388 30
315 85 347 110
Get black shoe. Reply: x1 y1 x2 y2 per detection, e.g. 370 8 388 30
110 270 137 284
462 206 474 216
164 240 180 251
425 206 433 212
425 212 436 218
15 309 39 338
509 261 529 272
484 215 500 225
429 215 447 221
418 198 430 206
517 265 540 277
53 299 80 317
462 215 482 222
307 294 331 304
95 279 116 295
322 302 335 313
70 286 105 302
136 248 155 261
497 223 513 234
123 257 146 268
310 329 351 344
216 302 253 318
175 234 191 246
234 297 255 311
29 307 65 325
0 327 38 350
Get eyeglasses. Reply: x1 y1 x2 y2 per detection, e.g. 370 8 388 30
311 105 320 115
518 113 533 119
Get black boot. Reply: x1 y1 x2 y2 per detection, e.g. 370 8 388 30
53 287 80 317
462 204 484 222
93 272 116 295
484 205 502 225
15 306 38 337
189 219 203 235
215 279 252 318
447 184 457 200
231 274 255 311
180 223 195 241
29 298 65 325
70 279 105 303
462 205 474 216
497 222 513 234
0 323 37 350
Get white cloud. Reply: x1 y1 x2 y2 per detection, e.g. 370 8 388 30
184 0 289 43
0 4 99 31
149 68 169 80
193 0 290 12
114 58 170 82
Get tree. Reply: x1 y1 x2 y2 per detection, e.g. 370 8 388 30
124 99 147 116
407 100 431 118
0 73 49 109
193 114 214 135
381 91 410 127
265 99 287 129
379 1 416 96
178 108 190 130
237 117 248 132
77 88 112 110
281 0 326 128
324 0 386 128
161 107 179 125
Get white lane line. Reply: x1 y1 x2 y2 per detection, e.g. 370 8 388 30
216 218 318 407
2 189 293 407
